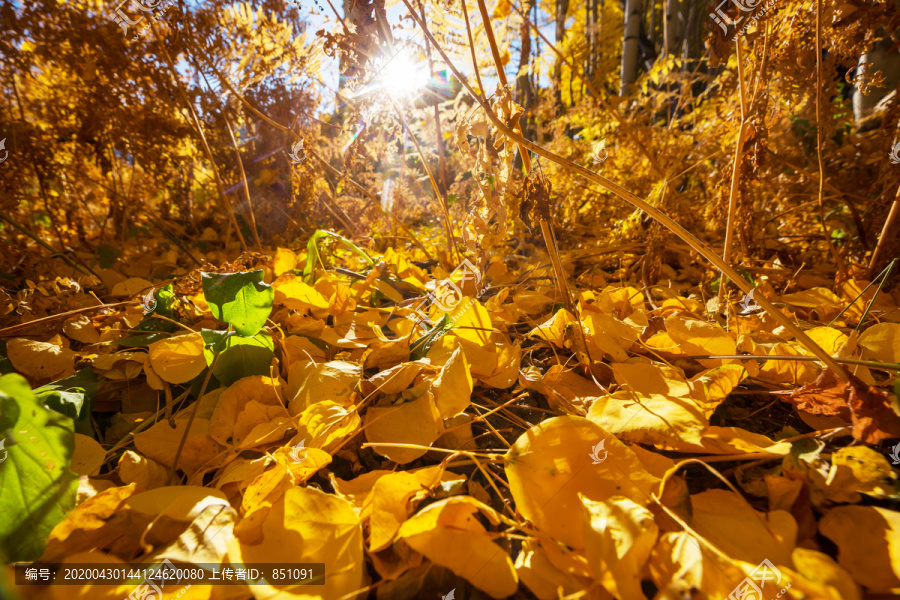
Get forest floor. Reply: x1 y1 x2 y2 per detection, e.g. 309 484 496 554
1 227 899 599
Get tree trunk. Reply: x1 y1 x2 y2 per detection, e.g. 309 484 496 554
553 0 570 112
516 0 536 111
664 0 682 57
515 0 536 170
586 0 596 81
621 0 643 94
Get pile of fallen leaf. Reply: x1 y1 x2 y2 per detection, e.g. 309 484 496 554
1 233 900 600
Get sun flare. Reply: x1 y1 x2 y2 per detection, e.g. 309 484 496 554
378 49 430 98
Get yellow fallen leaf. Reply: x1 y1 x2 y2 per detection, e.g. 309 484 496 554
648 531 753 598
274 273 331 312
666 315 736 365
824 446 899 503
118 450 169 491
90 351 144 380
234 486 366 600
790 547 861 600
365 362 424 395
594 285 646 318
147 332 207 384
63 314 100 344
133 415 223 474
661 426 792 455
331 469 394 511
581 494 658 600
820 505 900 590
758 342 819 385
364 392 443 464
290 400 359 454
688 364 747 415
612 360 693 397
858 322 900 364
272 247 299 276
449 298 492 345
110 277 153 297
203 377 290 450
398 496 518 598
41 484 137 561
207 376 282 443
7 338 76 381
368 466 466 551
282 333 328 364
587 390 707 447
287 359 362 413
430 345 472 419
806 326 849 355
505 415 660 550
515 538 598 600
584 312 641 362
689 488 797 567
779 287 844 308
528 308 573 348
71 433 105 476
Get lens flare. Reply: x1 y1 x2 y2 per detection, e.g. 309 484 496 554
377 49 429 98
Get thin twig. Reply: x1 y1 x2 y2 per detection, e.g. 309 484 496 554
678 354 900 371
718 38 748 305
168 351 220 485
867 184 900 279
391 100 458 263
0 301 139 337
815 0 845 272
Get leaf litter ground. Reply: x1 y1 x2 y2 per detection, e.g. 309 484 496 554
1 236 900 600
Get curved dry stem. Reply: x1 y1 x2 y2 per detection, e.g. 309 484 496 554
401 0 849 381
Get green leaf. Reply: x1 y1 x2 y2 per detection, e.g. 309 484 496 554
201 270 273 337
35 368 98 438
303 230 376 280
205 331 274 386
0 374 78 561
115 332 171 347
410 314 451 360
201 328 233 353
146 283 177 317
